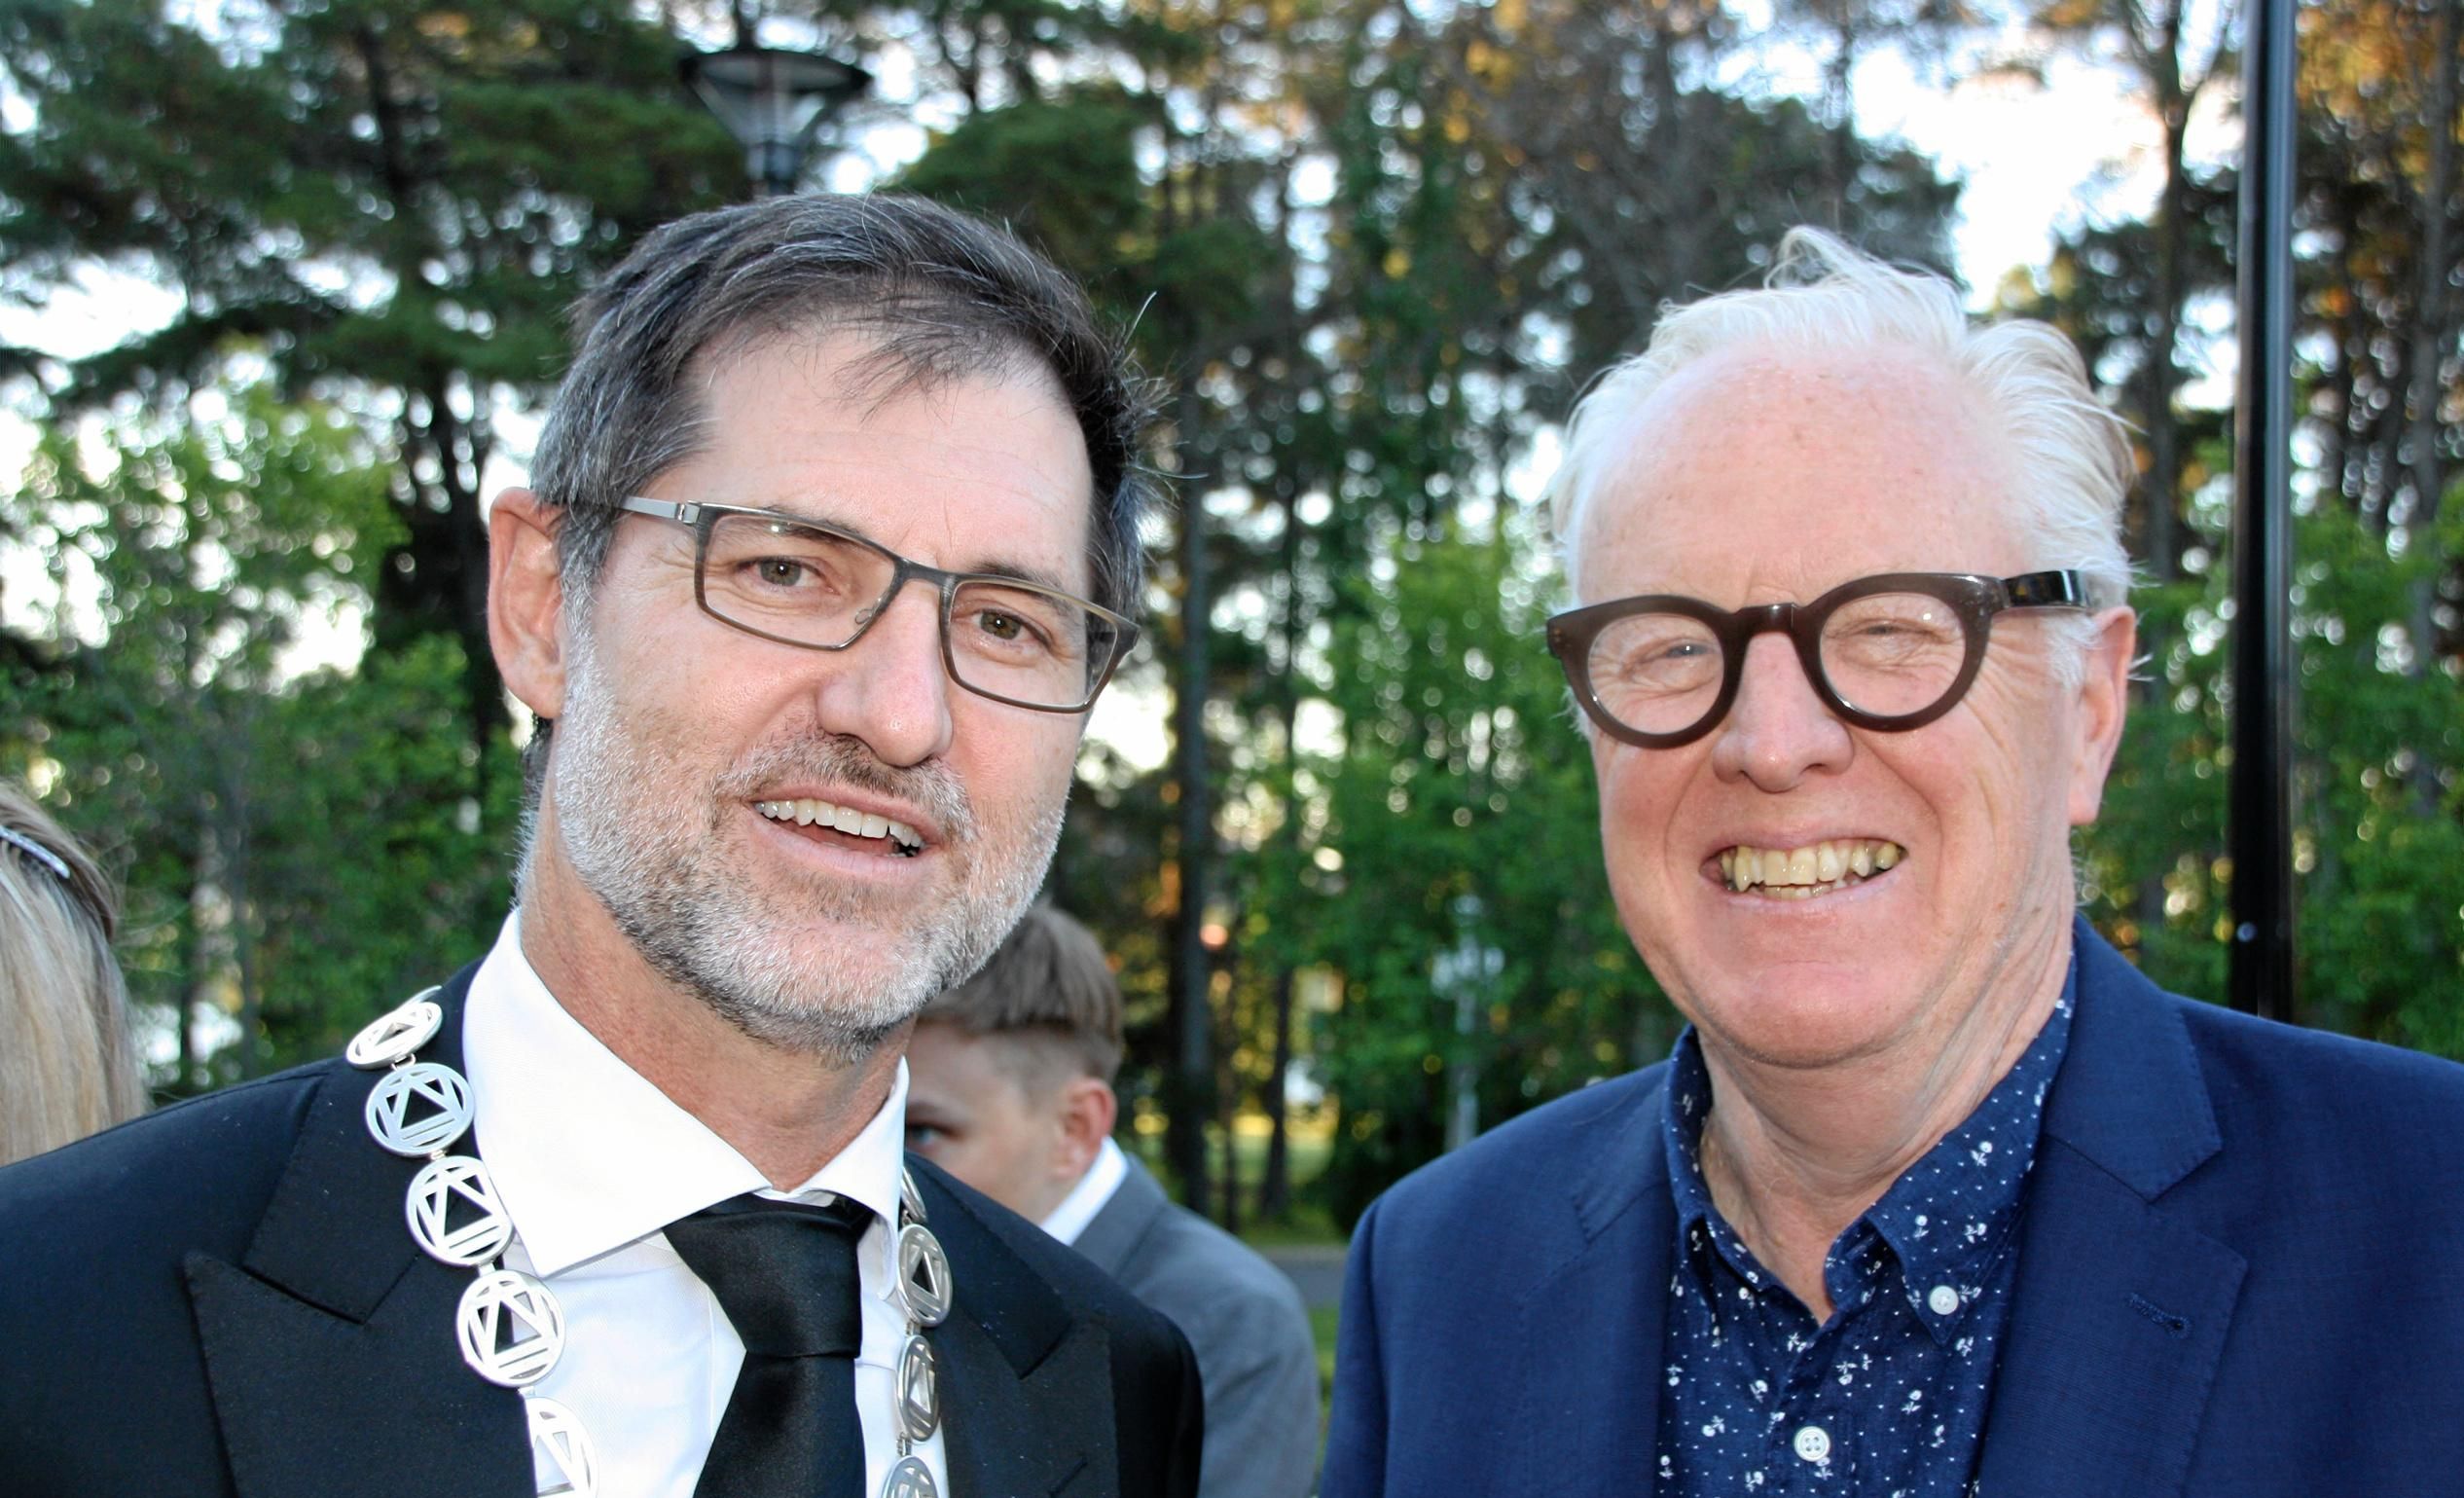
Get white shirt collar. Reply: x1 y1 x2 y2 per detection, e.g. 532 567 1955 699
462 910 908 1278
1037 1134 1129 1247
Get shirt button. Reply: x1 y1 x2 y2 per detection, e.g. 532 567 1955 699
1793 1425 1831 1463
1929 1283 1961 1316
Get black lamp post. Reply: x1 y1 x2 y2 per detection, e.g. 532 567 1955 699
681 42 871 198
2228 0 2299 1022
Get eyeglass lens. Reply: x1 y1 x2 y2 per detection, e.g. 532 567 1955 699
1583 590 1970 738
701 512 1119 709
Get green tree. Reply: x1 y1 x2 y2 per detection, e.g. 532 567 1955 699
1300 522 1643 1227
0 0 743 751
3 384 515 1083
2043 0 2464 1038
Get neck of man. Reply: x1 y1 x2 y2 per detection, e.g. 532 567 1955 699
517 851 905 1192
1692 908 2073 1324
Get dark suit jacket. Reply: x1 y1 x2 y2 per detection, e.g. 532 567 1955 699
1073 1154 1319 1498
1323 920 2464 1497
0 967 1203 1498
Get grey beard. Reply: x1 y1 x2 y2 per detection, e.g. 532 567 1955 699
550 635 1063 1063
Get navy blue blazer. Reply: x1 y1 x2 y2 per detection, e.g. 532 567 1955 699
1323 922 2464 1497
0 966 1203 1498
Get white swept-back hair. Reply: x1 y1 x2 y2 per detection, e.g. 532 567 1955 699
1545 229 2135 647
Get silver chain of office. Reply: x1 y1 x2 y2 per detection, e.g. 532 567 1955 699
346 992 953 1498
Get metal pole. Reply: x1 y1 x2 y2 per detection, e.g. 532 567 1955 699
2228 0 2299 1020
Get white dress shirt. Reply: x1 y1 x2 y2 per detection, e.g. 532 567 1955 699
461 912 948 1498
1037 1135 1130 1247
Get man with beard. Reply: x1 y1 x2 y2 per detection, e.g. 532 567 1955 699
0 194 1204 1498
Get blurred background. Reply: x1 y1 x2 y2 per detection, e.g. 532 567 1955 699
0 0 2456 1272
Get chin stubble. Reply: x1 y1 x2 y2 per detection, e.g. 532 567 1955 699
550 633 1064 1063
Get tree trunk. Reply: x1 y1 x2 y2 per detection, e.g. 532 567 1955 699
1167 362 1216 1219
177 863 205 1095
1260 966 1295 1220
1822 14 1858 229
2143 105 2192 586
1216 1010 1243 1236
2132 91 2194 952
217 710 265 1079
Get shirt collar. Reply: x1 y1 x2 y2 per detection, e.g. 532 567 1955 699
1863 956 2074 1336
1662 1029 1778 1297
461 910 909 1277
1660 949 2079 1335
1662 1035 1715 1216
1038 1135 1129 1247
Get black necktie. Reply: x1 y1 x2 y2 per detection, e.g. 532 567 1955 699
666 1192 872 1498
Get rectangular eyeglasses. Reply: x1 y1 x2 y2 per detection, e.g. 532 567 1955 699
617 496 1139 714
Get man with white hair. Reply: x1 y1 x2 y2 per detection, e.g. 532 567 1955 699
1323 231 2464 1497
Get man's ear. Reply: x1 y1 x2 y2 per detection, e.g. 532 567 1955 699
1051 1076 1118 1183
489 488 569 722
2067 605 2137 826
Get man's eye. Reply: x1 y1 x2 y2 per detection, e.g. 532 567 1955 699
969 609 1056 651
905 1123 944 1148
753 558 811 588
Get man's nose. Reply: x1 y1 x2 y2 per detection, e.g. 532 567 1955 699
813 582 957 769
1708 632 1855 790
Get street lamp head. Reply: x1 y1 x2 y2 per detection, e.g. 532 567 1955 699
681 43 871 198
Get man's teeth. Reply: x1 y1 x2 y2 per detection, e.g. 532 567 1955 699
1718 839 1903 895
754 799 923 853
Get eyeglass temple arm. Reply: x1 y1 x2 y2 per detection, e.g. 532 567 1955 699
617 496 705 526
2003 570 2086 608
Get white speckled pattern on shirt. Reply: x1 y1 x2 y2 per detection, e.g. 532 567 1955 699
1654 957 2077 1497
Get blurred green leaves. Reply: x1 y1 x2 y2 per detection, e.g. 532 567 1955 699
5 383 514 1087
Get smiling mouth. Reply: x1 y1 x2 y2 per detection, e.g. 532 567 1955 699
755 798 924 858
1718 838 1904 898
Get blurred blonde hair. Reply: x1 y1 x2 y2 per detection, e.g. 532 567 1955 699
0 783 147 1164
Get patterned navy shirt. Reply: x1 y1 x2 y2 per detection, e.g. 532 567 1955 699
1655 964 2076 1497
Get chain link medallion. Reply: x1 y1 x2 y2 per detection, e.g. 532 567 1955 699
882 1453 940 1498
346 993 445 1069
408 1155 516 1267
894 1223 953 1328
898 1167 928 1226
893 1334 941 1442
526 1396 599 1497
366 1061 475 1156
457 1268 568 1388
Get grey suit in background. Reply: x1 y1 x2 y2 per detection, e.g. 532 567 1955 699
1074 1153 1321 1498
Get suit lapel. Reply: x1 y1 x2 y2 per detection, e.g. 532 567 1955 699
189 969 531 1498
1975 926 2246 1498
913 1160 1106 1498
1508 1071 1675 1498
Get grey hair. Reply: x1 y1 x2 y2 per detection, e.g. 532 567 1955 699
533 193 1153 613
1545 228 2135 661
519 192 1155 803
0 783 147 1165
